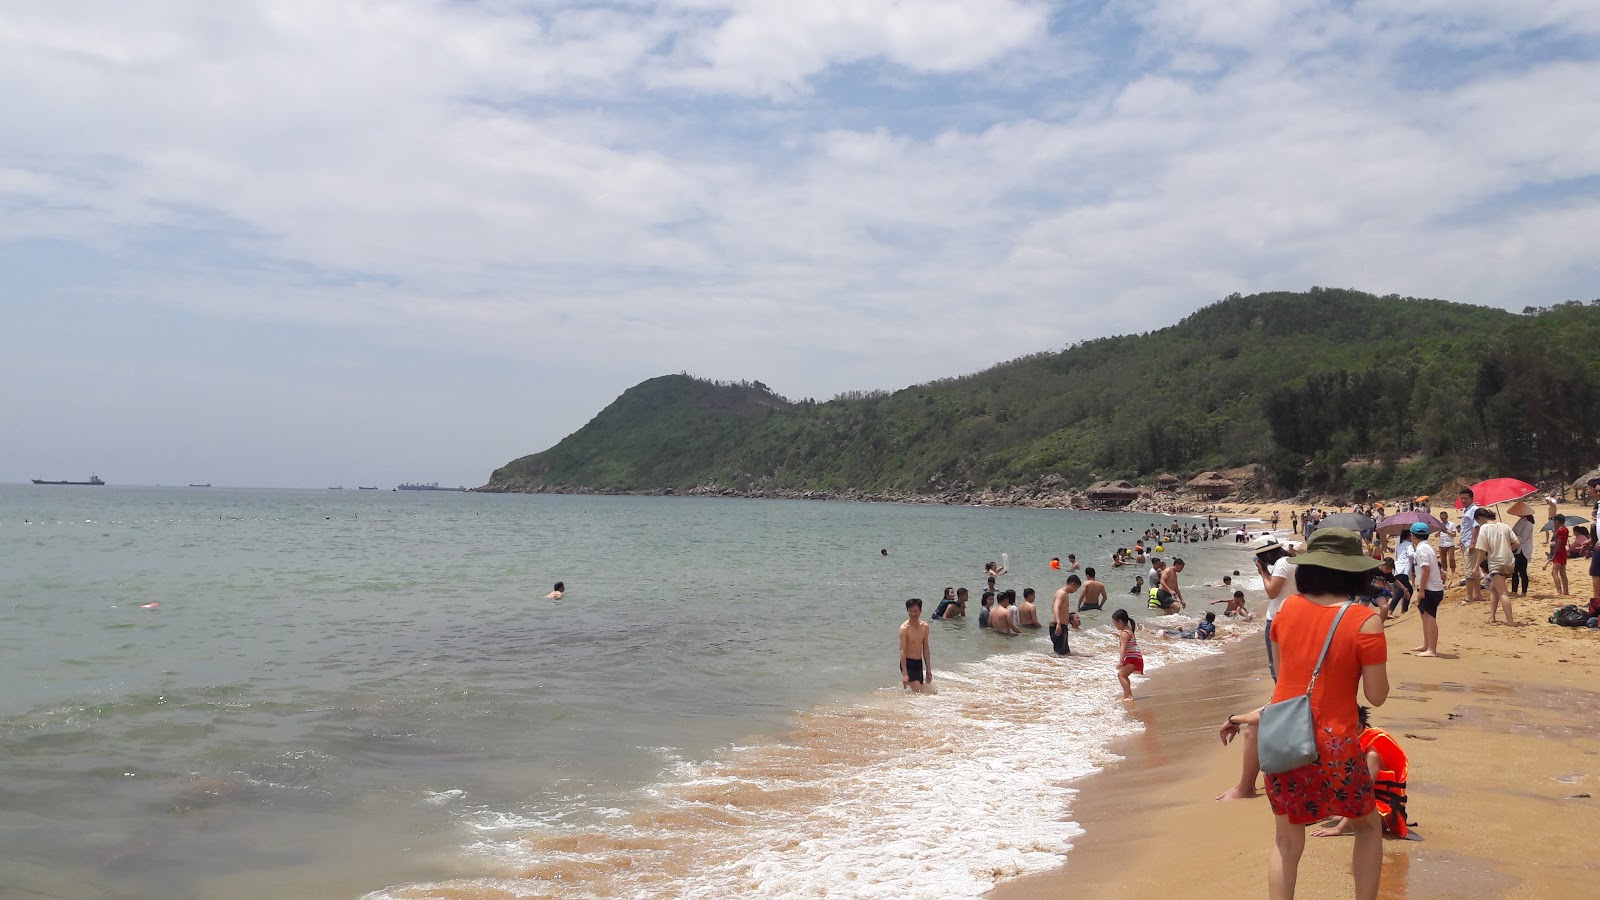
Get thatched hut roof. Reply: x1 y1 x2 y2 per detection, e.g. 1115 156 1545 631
1085 479 1141 499
1571 466 1600 494
1156 473 1180 485
1187 472 1237 496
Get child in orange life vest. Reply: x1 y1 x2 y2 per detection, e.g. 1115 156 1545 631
1311 706 1411 839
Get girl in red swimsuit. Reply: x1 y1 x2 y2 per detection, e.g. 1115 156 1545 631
1113 609 1143 701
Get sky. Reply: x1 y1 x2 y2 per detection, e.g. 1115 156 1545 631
3 1 1598 489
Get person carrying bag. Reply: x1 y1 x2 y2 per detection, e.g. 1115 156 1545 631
1256 601 1353 773
1218 528 1391 899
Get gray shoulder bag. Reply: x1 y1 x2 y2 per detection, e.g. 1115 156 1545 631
1257 602 1352 774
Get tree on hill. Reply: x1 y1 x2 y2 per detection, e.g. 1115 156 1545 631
488 290 1600 498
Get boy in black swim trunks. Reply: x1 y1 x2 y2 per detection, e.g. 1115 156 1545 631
1078 567 1108 611
899 598 931 693
1050 576 1083 656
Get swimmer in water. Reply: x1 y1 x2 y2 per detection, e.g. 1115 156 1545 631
1162 611 1218 640
1050 576 1082 655
991 591 1022 636
1113 609 1143 701
545 581 565 599
1078 567 1107 611
1018 588 1043 628
898 598 931 692
1212 589 1253 620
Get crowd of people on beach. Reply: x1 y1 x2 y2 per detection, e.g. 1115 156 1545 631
894 476 1600 899
897 521 1264 699
1209 476 1600 899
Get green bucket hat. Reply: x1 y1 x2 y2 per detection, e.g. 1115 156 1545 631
1293 527 1379 572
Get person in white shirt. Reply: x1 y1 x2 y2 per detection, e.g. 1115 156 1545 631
1511 513 1535 596
1407 523 1445 657
1457 488 1482 601
1471 508 1520 625
1392 532 1415 614
1435 510 1458 577
1217 537 1297 802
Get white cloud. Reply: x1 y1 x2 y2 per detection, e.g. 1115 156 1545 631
1 0 1599 479
656 0 1048 94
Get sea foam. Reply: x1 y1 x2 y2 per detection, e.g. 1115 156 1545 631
368 624 1235 899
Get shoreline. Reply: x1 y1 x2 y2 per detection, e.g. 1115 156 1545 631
990 636 1268 898
993 522 1600 898
475 482 1236 516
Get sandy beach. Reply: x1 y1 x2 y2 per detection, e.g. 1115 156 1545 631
995 502 1600 898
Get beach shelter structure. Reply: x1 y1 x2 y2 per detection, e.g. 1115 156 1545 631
1186 472 1237 497
1156 473 1180 487
1572 466 1600 494
1085 480 1141 506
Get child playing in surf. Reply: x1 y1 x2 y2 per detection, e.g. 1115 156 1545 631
1212 589 1253 620
899 598 932 693
1113 609 1143 701
1162 611 1218 639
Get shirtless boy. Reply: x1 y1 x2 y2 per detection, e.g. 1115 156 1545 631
991 592 1022 636
899 598 932 693
544 581 565 599
1155 559 1186 612
1211 589 1252 620
1051 576 1083 656
1078 567 1107 611
1018 588 1043 627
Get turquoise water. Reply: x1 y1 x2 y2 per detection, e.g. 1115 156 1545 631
0 486 1253 898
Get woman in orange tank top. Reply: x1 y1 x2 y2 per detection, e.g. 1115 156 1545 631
1217 529 1391 900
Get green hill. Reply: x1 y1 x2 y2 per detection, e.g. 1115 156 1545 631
487 288 1600 498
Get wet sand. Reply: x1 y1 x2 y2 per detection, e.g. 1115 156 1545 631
994 528 1600 898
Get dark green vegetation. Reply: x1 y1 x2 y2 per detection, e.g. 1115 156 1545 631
489 289 1600 498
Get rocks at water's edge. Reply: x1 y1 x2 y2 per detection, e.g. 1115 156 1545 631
474 476 1227 515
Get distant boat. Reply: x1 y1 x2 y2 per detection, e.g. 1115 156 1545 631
358 486 378 490
32 475 104 486
189 483 211 488
398 482 468 492
328 486 344 490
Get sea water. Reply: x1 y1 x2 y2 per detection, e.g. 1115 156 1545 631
0 486 1259 898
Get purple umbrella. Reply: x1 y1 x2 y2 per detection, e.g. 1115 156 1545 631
1377 511 1445 536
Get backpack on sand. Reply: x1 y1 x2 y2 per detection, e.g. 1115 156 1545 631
1551 605 1590 627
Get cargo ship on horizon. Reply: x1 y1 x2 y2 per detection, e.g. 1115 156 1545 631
32 475 104 486
397 482 468 492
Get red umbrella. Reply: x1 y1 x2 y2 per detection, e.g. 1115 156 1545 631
1453 478 1537 508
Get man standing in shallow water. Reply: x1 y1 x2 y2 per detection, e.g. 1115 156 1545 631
1078 567 1108 611
1051 576 1082 655
899 598 931 693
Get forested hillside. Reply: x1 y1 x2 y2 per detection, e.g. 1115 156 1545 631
488 289 1600 498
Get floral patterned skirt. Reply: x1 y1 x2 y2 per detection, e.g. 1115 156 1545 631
1265 730 1376 825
